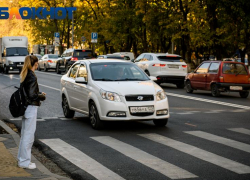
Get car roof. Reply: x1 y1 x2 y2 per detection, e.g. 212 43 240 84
79 59 130 64
143 53 181 57
203 61 244 64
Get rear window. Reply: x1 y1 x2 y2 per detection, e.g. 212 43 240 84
73 50 93 58
222 63 248 75
157 56 182 62
48 55 58 58
107 56 124 59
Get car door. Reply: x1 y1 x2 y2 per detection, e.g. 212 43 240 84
206 62 220 90
59 51 66 68
65 63 80 109
73 63 90 113
192 62 210 89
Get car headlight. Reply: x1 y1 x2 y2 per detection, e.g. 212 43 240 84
100 89 121 102
8 61 13 65
156 90 166 101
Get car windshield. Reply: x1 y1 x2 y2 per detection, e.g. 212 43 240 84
73 50 93 58
222 63 248 75
6 47 28 56
90 62 150 81
157 56 182 62
48 55 59 59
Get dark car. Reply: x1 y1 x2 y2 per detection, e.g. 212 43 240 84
56 49 93 74
185 61 250 98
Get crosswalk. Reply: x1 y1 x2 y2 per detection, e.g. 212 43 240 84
39 127 250 180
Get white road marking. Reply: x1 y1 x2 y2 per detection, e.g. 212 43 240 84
139 133 250 174
91 136 197 179
185 131 250 153
231 109 247 113
176 111 200 115
228 128 250 136
204 110 226 113
40 138 125 180
2 75 60 91
60 118 73 120
166 92 250 110
10 118 45 121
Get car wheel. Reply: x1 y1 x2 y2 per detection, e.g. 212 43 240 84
4 66 9 74
56 63 61 74
44 64 48 72
89 102 104 130
153 119 168 127
185 81 193 93
211 84 220 97
176 82 185 89
239 91 249 98
62 96 75 118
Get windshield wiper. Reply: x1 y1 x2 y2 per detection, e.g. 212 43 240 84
94 78 115 81
115 78 147 81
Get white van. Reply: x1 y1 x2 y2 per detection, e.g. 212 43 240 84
0 36 28 74
113 52 135 61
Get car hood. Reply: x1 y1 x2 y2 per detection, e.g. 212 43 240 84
6 56 26 62
94 81 162 96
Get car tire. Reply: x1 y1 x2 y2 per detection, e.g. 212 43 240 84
89 101 104 130
4 66 9 74
239 91 249 98
185 81 193 93
153 119 168 127
56 63 61 74
211 84 220 97
62 96 75 118
44 64 48 72
176 82 185 89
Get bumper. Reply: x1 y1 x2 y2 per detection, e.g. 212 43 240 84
216 83 250 91
157 76 185 83
98 97 170 121
47 63 56 69
7 63 23 71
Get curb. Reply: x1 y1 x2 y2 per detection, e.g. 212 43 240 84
0 119 70 180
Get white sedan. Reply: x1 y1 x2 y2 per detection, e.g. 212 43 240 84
60 59 170 129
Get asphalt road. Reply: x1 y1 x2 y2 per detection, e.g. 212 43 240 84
0 70 250 180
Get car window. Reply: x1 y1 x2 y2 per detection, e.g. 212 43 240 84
196 63 210 73
222 63 248 75
77 64 88 81
48 55 59 59
157 55 182 62
149 55 153 61
135 54 145 62
74 50 93 58
43 56 47 59
144 54 151 61
124 56 130 60
69 64 80 79
66 52 73 57
208 63 220 73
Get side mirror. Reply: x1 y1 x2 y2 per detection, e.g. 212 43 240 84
131 59 135 63
149 76 157 81
75 77 87 84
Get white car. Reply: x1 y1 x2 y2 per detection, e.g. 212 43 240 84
38 54 60 71
134 53 188 88
60 59 170 129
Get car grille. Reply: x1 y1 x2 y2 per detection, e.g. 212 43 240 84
130 112 154 116
125 95 154 101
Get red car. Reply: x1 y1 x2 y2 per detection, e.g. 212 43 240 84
185 61 250 98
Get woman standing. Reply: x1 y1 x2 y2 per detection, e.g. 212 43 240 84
17 55 46 169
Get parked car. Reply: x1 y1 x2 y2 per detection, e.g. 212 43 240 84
185 61 250 98
60 59 169 129
34 54 42 60
38 54 60 71
56 49 93 74
112 52 135 61
133 53 188 88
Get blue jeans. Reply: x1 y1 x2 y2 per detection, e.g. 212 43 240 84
17 105 38 167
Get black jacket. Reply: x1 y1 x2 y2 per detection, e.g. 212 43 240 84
23 70 45 106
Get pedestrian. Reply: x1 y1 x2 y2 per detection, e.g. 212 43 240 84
17 55 46 169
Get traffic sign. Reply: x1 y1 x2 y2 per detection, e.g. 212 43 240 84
54 32 60 38
91 39 97 43
91 32 98 40
54 37 60 47
81 36 86 42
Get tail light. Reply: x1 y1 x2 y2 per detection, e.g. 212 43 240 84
71 57 78 61
182 65 187 68
157 77 161 80
47 60 53 63
219 76 224 82
152 64 166 67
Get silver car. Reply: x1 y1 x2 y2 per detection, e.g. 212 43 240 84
38 54 60 72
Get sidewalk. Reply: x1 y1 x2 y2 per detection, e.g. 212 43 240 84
0 120 70 180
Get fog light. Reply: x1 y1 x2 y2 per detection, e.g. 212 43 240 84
156 109 168 116
107 112 126 117
10 67 13 70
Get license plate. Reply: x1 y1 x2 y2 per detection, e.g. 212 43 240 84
230 86 242 90
168 65 179 69
130 106 154 113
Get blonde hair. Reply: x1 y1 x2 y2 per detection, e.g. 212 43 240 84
20 55 38 83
